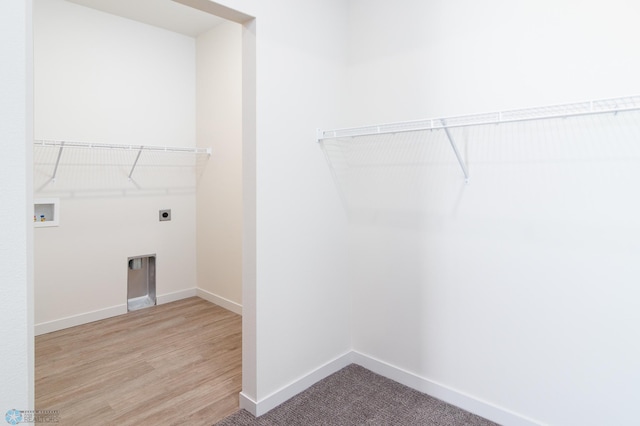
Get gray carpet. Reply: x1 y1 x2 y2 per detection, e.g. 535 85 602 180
215 364 498 426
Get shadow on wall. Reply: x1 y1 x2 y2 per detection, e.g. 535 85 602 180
34 145 210 198
320 130 469 230
319 109 640 231
320 110 640 382
319 128 471 373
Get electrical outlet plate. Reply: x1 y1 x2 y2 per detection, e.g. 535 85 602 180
159 209 171 221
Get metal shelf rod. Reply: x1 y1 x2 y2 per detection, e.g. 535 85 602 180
34 140 212 156
317 95 640 141
35 140 212 182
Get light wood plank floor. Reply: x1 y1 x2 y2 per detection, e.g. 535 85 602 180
35 297 241 426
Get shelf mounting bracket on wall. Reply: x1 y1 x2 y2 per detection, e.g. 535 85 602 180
316 94 640 183
51 141 65 183
128 146 144 181
442 121 469 183
34 140 212 182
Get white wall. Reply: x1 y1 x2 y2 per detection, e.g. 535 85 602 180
33 0 198 331
195 20 243 314
345 1 640 425
18 0 624 422
32 0 353 416
346 0 640 123
202 0 352 414
0 0 34 413
249 1 351 409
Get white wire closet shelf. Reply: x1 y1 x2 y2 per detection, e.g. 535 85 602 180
316 95 640 182
34 139 212 181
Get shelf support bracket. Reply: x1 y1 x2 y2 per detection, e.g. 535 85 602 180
442 122 469 183
128 146 143 181
52 142 65 182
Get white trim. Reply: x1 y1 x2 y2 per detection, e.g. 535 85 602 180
156 288 197 305
351 351 544 426
241 352 353 417
238 392 257 416
196 288 242 315
239 350 543 424
34 289 208 335
35 304 127 336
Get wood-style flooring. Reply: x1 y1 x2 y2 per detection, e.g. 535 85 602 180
35 297 241 425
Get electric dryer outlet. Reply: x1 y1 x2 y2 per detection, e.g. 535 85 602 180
159 209 171 221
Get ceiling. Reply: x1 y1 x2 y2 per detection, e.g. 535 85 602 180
66 0 226 37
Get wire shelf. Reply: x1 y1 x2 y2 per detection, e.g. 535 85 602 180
317 95 640 183
34 140 211 155
317 95 640 141
34 139 211 182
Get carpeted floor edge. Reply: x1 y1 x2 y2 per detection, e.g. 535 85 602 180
214 364 498 425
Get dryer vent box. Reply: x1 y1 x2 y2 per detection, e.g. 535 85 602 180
127 255 156 311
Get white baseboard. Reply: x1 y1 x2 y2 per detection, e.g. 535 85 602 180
156 288 197 305
240 350 541 425
240 351 353 417
35 304 127 336
351 351 543 426
35 289 198 335
238 392 257 415
196 288 242 315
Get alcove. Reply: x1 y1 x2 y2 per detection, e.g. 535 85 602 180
33 0 244 331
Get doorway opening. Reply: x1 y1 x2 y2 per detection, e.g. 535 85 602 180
32 0 256 421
